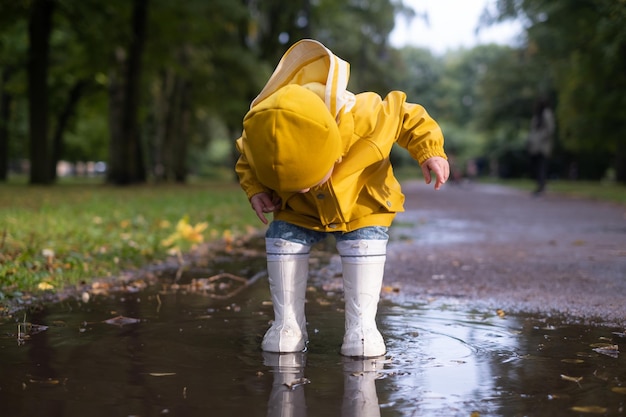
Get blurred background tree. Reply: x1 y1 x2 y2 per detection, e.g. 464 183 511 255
0 0 623 185
481 0 626 182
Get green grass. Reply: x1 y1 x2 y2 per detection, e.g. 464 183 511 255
0 177 260 301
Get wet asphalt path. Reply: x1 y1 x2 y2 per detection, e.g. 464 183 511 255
381 180 626 328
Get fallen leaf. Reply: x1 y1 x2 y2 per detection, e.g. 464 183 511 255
496 309 506 318
19 323 49 336
590 342 616 348
561 374 583 384
592 344 619 358
149 373 176 377
611 387 626 395
283 377 310 390
37 282 54 291
382 286 400 294
103 316 141 326
570 405 607 414
28 376 64 386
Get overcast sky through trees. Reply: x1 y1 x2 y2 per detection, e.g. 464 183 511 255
390 0 523 53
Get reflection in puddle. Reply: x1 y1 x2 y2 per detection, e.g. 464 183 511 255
264 351 309 417
0 278 624 417
263 351 386 417
380 303 625 416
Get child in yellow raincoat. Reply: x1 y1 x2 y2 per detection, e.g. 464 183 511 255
235 39 449 358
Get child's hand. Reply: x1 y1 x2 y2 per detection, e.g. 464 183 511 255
250 192 281 224
421 156 450 190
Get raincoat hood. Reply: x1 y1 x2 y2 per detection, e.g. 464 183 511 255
240 39 354 192
242 84 342 192
250 39 355 118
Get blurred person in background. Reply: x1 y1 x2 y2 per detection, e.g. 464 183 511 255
527 97 555 195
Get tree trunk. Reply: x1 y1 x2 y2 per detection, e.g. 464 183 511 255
107 0 149 185
172 78 191 183
152 69 174 182
161 72 180 181
616 135 626 184
49 80 88 180
107 48 127 184
155 48 191 183
27 0 55 185
0 67 14 182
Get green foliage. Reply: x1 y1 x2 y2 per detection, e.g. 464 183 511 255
487 0 626 181
393 44 529 174
316 0 398 94
1 0 623 185
62 90 109 161
394 47 442 110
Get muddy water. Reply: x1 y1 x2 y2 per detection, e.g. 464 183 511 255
1 270 625 417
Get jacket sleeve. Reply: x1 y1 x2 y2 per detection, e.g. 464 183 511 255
391 91 447 164
352 91 446 166
235 135 271 199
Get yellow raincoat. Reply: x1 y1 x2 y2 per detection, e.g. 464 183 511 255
235 39 446 232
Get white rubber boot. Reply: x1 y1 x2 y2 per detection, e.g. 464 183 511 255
337 239 387 358
262 238 310 353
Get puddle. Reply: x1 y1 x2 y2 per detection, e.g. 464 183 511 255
390 211 486 244
1 273 624 417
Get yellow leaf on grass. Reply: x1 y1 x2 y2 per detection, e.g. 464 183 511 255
162 216 208 248
176 217 207 243
611 387 626 395
37 282 54 291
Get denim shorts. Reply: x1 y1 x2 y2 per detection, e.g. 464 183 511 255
266 220 388 246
